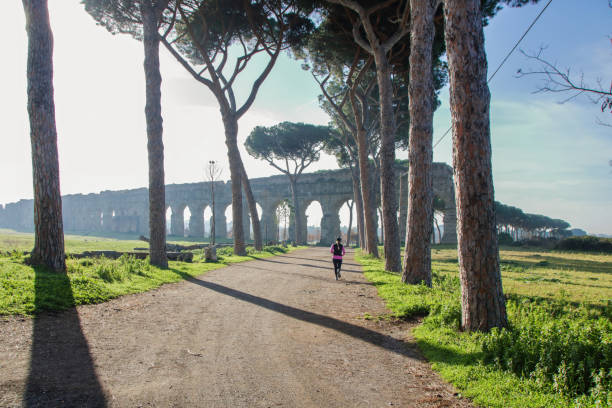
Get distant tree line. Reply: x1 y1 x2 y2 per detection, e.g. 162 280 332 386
495 201 570 241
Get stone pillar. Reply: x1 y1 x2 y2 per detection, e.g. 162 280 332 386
289 200 308 245
260 202 277 244
398 171 408 246
440 206 458 244
102 209 114 232
294 199 308 245
85 209 100 232
214 204 228 240
319 199 342 246
188 205 204 238
137 208 149 236
170 206 185 237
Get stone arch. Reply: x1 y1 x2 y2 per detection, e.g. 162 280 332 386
274 199 292 242
168 203 186 236
338 199 358 246
318 197 346 246
186 203 204 238
304 200 322 244
259 197 287 243
165 206 173 235
183 206 192 237
250 202 263 239
224 203 233 239
203 205 213 239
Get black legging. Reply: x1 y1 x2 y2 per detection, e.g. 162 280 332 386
333 258 342 274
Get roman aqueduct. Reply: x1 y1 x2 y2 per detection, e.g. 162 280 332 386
0 164 457 245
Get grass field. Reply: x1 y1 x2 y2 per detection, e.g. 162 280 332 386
431 246 612 307
0 228 235 253
357 246 612 408
0 229 302 316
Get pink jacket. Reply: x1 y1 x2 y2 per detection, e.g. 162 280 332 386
330 243 345 260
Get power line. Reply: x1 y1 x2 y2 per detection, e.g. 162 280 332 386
433 0 554 149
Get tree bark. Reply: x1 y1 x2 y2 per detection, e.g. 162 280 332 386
288 178 303 245
373 49 401 272
223 114 247 255
349 164 365 249
142 1 168 268
346 200 354 247
444 0 507 331
354 171 365 249
240 162 263 250
402 0 435 287
356 129 379 257
23 0 66 272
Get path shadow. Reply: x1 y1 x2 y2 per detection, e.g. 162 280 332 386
24 267 106 407
281 254 362 267
182 276 420 359
237 264 371 286
254 257 361 274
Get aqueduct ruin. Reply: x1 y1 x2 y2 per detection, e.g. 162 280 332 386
0 163 457 245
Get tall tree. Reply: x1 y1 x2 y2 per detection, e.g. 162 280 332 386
245 122 331 244
326 0 412 272
322 124 365 249
23 0 66 272
314 55 381 257
444 0 507 331
83 0 171 268
401 0 441 287
159 0 313 255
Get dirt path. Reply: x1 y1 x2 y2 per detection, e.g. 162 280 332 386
1 248 472 407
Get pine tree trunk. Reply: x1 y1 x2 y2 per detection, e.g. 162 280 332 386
141 2 168 268
222 114 246 256
356 130 379 257
289 178 303 245
240 162 263 250
402 0 435 287
355 179 365 249
346 200 354 247
350 164 365 249
373 50 401 272
444 0 507 331
23 0 66 273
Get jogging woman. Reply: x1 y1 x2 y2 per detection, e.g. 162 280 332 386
330 237 345 280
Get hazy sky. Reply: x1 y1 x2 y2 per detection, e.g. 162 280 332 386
1 0 611 234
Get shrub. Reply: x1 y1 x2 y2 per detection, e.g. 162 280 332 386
91 255 151 282
555 236 612 253
481 301 612 399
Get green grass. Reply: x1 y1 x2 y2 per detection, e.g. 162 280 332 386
356 246 612 408
0 230 303 316
0 228 235 253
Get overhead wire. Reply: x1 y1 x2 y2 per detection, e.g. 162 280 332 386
432 0 554 149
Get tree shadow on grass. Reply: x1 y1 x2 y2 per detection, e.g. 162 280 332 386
415 338 484 368
171 271 422 360
24 266 106 407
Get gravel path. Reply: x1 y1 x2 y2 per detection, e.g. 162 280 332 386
0 247 472 407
